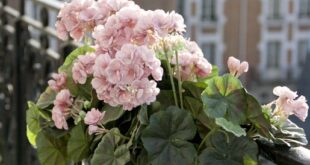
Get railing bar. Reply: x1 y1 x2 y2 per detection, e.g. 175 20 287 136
21 16 58 38
2 6 19 18
28 39 61 60
2 24 15 33
33 0 63 11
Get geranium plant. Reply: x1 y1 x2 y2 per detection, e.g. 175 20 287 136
26 0 309 165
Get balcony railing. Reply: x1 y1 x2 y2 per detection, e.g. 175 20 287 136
0 0 75 164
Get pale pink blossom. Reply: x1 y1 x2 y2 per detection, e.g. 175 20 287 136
56 0 111 41
227 56 249 77
93 6 142 51
55 21 68 40
93 54 112 77
273 86 298 101
271 86 309 122
52 89 72 130
53 89 73 113
194 58 212 78
84 108 105 125
106 0 137 13
134 10 186 45
169 38 212 81
72 53 96 84
48 73 67 92
52 108 69 130
91 77 111 95
290 96 309 122
91 44 163 110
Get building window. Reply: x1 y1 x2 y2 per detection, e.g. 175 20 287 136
268 0 281 20
298 40 310 66
201 0 217 22
202 43 216 64
267 41 281 69
299 0 310 18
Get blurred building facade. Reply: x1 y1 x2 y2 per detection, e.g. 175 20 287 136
136 0 310 102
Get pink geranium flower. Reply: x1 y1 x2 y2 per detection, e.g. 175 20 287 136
271 86 309 122
52 89 73 130
91 44 163 110
72 53 96 84
84 108 105 125
48 72 67 92
227 56 249 77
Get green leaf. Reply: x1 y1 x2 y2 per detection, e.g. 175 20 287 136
26 102 42 147
26 126 38 148
243 154 258 165
272 120 308 147
182 81 207 99
183 96 215 130
36 131 68 165
215 118 246 137
246 94 271 137
138 105 149 125
67 123 91 162
101 105 125 124
36 87 56 109
184 96 203 118
156 90 176 109
202 74 247 124
91 128 130 165
141 106 197 165
26 102 41 134
199 131 258 165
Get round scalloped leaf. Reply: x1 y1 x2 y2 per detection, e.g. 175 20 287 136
67 123 91 162
101 105 125 124
141 106 197 165
199 131 258 165
201 74 247 124
215 118 246 137
91 128 130 165
272 120 308 147
246 94 271 138
36 131 68 165
26 102 41 134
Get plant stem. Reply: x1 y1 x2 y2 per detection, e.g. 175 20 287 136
163 41 179 108
175 50 184 110
198 128 217 152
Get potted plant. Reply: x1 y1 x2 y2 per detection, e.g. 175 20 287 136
26 0 309 164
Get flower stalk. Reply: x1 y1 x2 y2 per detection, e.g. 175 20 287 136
163 41 179 108
175 50 184 110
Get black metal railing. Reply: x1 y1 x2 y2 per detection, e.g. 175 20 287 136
0 0 75 164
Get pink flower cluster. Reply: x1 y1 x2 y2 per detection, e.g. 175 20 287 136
48 73 67 92
272 86 309 122
170 38 212 81
84 108 106 135
56 0 137 41
52 89 73 130
72 52 96 84
93 7 185 53
92 44 162 110
227 56 249 77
